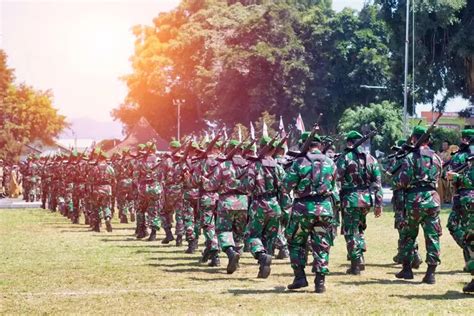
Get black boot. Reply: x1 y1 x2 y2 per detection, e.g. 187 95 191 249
147 228 157 241
412 253 422 269
92 221 100 232
200 247 211 263
422 265 437 284
105 218 113 232
346 259 361 275
315 273 326 293
208 252 220 267
176 235 183 247
287 266 308 290
276 247 290 260
136 226 148 239
257 252 272 279
463 279 474 293
395 262 414 280
161 228 174 244
185 239 197 254
225 247 240 274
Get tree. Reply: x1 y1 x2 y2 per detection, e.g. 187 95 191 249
0 51 66 162
338 100 404 154
430 127 461 152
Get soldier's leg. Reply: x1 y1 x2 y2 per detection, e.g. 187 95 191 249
233 209 248 254
136 200 148 239
174 198 185 246
263 205 281 256
200 203 219 254
462 213 474 292
447 202 466 248
247 204 266 257
160 197 175 244
146 199 161 241
183 199 196 242
216 203 235 252
286 207 309 289
421 208 442 266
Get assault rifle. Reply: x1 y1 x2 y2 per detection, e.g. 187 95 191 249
249 133 280 161
218 135 250 162
334 129 378 163
452 156 474 173
192 127 224 161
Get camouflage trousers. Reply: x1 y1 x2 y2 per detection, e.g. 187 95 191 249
342 207 369 261
183 198 200 242
138 198 161 229
161 192 184 236
393 190 420 260
286 209 333 275
246 197 281 257
216 203 247 252
448 192 474 266
274 221 288 251
400 207 442 266
465 209 474 273
199 196 219 253
117 193 135 220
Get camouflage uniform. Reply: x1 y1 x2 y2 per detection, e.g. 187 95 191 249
72 160 88 224
392 126 442 283
182 154 201 252
115 156 136 223
242 137 286 278
192 154 220 263
336 132 383 272
283 142 338 292
90 156 115 232
446 141 474 254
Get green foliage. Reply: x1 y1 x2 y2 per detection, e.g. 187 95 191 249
0 50 66 162
338 100 404 154
430 127 461 152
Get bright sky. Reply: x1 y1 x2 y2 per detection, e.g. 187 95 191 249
1 0 465 126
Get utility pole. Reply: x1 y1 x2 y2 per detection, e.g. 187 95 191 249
403 0 410 135
173 99 182 140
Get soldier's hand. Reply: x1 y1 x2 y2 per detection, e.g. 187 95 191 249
446 171 458 181
374 206 383 218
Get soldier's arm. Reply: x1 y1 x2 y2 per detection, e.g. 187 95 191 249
368 156 383 211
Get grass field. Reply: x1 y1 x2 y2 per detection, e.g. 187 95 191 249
1 208 473 315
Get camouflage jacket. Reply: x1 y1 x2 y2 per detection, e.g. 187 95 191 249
283 149 337 217
192 155 220 207
336 149 383 208
204 156 248 211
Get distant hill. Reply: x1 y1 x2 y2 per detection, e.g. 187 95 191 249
60 117 124 140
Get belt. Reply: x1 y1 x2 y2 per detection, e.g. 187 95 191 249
406 185 435 194
253 192 277 200
294 194 330 203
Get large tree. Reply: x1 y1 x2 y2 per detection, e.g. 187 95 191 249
0 50 66 162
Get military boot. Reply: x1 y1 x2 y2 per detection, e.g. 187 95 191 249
257 252 272 279
225 247 240 274
105 218 113 232
136 226 148 239
185 239 197 254
422 265 437 284
130 211 136 222
276 247 290 260
287 266 308 290
463 278 474 293
147 228 157 241
395 262 414 280
92 221 100 232
161 228 174 244
346 259 361 275
176 235 183 247
315 273 326 293
120 215 128 224
208 252 220 267
412 254 422 269
200 247 211 263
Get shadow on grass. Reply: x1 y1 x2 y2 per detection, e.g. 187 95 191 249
338 278 413 286
364 263 399 268
189 276 260 282
146 255 198 261
148 261 203 268
228 286 299 295
163 267 223 274
390 290 469 300
100 238 138 242
436 270 465 275
60 229 93 233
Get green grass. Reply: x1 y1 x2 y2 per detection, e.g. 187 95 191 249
1 208 472 315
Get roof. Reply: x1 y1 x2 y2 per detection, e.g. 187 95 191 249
107 117 168 155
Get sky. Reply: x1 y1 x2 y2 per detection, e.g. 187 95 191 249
0 0 468 134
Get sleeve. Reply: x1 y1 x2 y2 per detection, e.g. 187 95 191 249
282 160 300 194
241 162 256 194
202 162 222 192
368 156 383 207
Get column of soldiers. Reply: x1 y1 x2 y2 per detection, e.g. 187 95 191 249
16 124 473 294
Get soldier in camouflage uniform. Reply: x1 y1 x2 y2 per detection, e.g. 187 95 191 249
90 150 115 232
392 126 442 283
182 143 202 254
283 132 337 293
135 145 164 241
192 141 222 266
115 150 136 224
336 131 383 275
241 136 286 278
446 129 474 267
389 140 422 268
446 144 474 293
72 156 88 224
274 142 291 259
205 139 248 274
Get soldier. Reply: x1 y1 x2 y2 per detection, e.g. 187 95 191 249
192 140 222 266
90 150 115 232
283 132 337 293
205 139 248 274
115 150 136 224
446 129 474 266
389 140 422 268
445 141 474 292
241 136 286 278
336 131 383 275
392 126 442 283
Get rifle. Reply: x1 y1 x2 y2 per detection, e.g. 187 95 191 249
179 141 193 163
452 156 474 173
297 123 320 158
274 135 288 150
218 135 251 162
194 127 225 160
253 133 280 160
334 129 378 163
394 112 443 159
